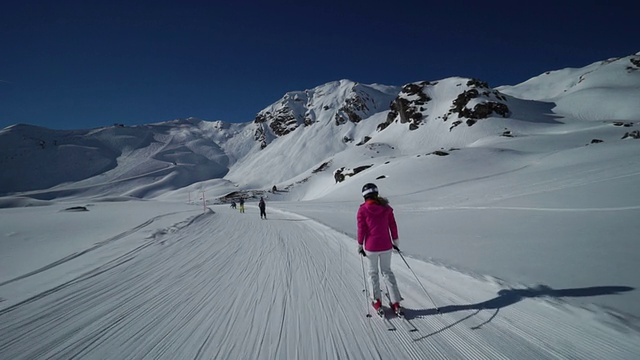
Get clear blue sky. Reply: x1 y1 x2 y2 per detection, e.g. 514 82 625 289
1 0 636 130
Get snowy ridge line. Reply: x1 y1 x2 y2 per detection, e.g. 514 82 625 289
18 163 178 199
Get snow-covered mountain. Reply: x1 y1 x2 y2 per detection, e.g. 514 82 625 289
1 51 639 200
498 51 640 121
252 80 399 143
0 118 248 198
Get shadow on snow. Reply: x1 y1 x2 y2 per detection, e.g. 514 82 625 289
406 284 634 341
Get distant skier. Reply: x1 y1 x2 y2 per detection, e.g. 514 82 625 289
238 198 245 213
230 201 236 209
357 183 403 315
258 197 267 219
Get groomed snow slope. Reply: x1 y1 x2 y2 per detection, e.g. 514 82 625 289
1 202 639 359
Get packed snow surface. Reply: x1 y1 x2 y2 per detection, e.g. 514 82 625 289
1 202 639 359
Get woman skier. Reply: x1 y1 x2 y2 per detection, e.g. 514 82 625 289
357 183 403 316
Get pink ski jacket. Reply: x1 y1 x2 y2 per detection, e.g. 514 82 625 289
357 199 398 252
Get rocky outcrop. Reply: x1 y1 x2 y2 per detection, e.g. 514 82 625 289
253 123 267 149
333 164 373 183
444 79 510 129
334 88 377 125
379 81 432 131
254 94 306 137
378 78 510 132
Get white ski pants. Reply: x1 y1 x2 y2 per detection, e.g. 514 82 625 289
365 249 402 304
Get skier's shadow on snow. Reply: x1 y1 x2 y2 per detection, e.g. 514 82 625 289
407 284 633 339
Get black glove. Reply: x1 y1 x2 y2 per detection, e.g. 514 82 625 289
393 245 400 252
393 239 400 252
358 245 366 257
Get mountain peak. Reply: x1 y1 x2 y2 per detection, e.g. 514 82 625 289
251 80 399 148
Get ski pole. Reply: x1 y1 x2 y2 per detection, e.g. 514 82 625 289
396 250 440 313
361 254 372 318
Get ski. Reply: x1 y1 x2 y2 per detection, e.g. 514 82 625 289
378 308 397 331
396 313 418 332
383 292 417 332
366 308 396 331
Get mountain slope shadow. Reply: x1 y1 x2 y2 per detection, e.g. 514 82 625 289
406 284 634 339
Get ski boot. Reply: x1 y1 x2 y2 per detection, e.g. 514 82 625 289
390 302 405 317
372 299 384 317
